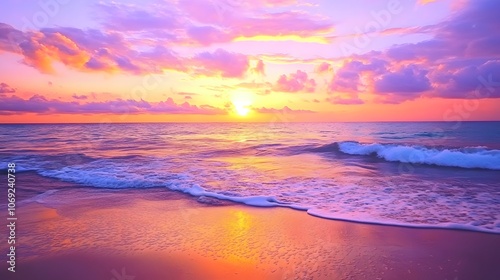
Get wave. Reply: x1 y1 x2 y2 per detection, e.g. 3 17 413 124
413 132 444 138
2 155 499 234
313 141 500 170
34 164 302 209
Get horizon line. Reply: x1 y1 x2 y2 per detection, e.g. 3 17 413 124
1 120 499 125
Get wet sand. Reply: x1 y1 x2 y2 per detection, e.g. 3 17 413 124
1 172 500 279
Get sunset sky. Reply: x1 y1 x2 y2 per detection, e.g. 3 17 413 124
0 0 499 122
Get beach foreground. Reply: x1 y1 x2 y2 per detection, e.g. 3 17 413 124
1 173 500 280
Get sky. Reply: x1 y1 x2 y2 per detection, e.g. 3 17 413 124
0 0 499 123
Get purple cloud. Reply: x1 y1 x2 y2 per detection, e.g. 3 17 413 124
0 23 24 52
0 95 227 115
72 94 88 100
326 0 500 103
375 65 431 94
187 26 230 45
97 2 180 31
0 82 15 94
329 59 387 93
432 60 500 98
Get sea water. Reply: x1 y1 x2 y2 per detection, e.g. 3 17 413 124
1 122 499 233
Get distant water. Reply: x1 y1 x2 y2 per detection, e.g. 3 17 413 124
1 122 499 233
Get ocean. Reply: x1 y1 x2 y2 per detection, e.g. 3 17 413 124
1 122 499 233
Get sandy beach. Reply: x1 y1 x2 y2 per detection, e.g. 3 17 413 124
1 172 499 280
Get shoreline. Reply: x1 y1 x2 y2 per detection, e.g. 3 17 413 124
1 172 500 279
6 170 500 235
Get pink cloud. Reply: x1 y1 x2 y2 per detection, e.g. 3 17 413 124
254 106 315 114
316 62 331 74
275 70 316 93
192 48 249 78
327 96 364 105
229 11 331 39
187 26 231 45
253 60 265 76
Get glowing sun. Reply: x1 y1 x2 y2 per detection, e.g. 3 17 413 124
231 90 253 117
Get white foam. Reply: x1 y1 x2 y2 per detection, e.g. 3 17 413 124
307 208 500 234
173 184 282 207
338 141 500 170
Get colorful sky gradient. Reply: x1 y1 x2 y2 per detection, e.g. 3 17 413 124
0 0 499 122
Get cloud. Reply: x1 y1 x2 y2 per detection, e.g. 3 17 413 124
372 65 431 104
97 2 181 32
187 25 231 45
315 62 331 74
2 0 500 107
417 0 440 5
192 48 249 78
274 70 316 93
18 31 94 73
385 0 500 62
233 81 272 95
252 60 265 76
0 95 226 115
2 27 133 74
254 106 315 114
177 92 199 96
72 94 88 100
324 0 500 103
374 65 431 94
0 0 332 77
0 82 15 94
327 96 364 105
0 23 25 52
228 11 332 41
432 60 500 98
329 59 387 93
98 0 333 46
0 25 254 77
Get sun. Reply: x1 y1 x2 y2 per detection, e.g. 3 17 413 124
231 90 253 117
235 105 250 116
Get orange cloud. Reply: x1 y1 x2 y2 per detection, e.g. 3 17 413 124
418 0 439 5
